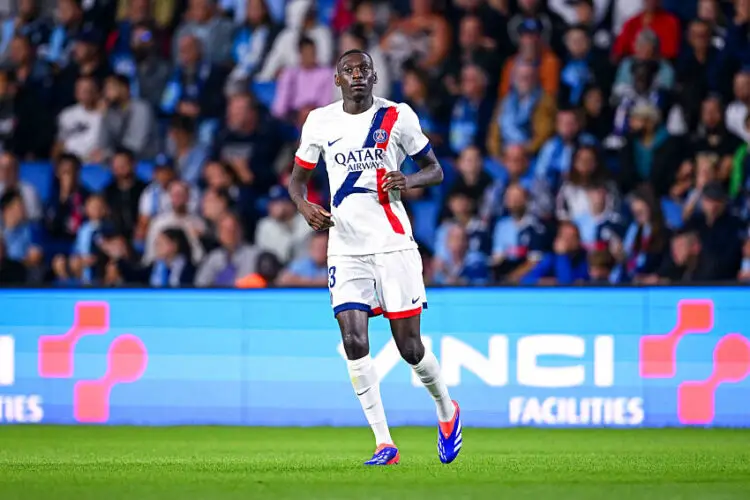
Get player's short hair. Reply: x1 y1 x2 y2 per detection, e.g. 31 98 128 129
337 48 371 68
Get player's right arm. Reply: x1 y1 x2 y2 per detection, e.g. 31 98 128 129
289 111 334 231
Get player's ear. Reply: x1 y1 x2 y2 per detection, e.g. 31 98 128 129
334 72 341 88
373 72 378 85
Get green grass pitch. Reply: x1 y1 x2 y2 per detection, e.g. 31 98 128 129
0 426 749 499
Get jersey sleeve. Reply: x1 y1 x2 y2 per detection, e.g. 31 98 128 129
294 111 322 170
397 103 431 159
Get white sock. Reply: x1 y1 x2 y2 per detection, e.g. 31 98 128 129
411 350 455 422
347 355 393 446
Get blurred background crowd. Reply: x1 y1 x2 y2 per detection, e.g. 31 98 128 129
0 0 749 287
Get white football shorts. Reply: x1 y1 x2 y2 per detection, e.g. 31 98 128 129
327 248 428 319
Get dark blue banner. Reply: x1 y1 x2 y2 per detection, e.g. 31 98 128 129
0 288 748 427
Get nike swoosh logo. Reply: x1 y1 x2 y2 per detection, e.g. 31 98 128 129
411 297 420 305
328 137 343 147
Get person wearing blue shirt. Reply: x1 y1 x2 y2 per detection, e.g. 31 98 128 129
433 224 490 286
535 108 597 194
0 189 42 274
435 191 491 263
574 183 626 250
522 221 590 285
448 64 494 155
491 183 548 282
276 231 329 287
227 0 279 84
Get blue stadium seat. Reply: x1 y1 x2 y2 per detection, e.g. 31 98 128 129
136 161 154 182
19 162 53 203
80 165 112 193
410 199 439 251
253 81 277 108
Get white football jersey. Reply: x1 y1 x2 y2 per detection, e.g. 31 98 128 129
295 97 431 256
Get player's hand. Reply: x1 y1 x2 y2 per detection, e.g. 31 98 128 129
381 171 409 191
298 201 334 231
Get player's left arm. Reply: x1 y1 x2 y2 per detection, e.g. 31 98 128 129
381 103 444 192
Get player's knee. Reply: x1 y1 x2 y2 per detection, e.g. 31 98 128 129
341 330 369 359
397 335 425 365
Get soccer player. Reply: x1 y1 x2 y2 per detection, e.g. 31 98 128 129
289 50 462 466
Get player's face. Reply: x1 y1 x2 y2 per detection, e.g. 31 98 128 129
337 52 376 101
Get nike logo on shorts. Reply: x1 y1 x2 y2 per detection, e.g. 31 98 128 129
328 137 343 146
411 297 420 304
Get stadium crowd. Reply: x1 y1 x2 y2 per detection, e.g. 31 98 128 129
0 0 749 287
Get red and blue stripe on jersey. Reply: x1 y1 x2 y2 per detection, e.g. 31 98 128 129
367 106 404 235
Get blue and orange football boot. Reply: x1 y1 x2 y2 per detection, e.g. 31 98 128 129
364 443 400 466
437 401 462 464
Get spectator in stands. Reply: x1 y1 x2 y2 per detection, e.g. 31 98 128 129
8 34 54 104
110 23 171 111
491 183 547 283
613 29 675 102
507 0 565 55
499 18 560 99
402 65 450 151
436 188 491 261
676 20 721 126
53 193 109 284
574 183 626 250
228 0 279 84
55 28 112 112
0 152 42 221
682 152 719 221
212 92 279 194
559 24 611 108
588 249 616 284
162 35 227 141
100 74 159 161
696 0 726 51
54 76 104 162
136 154 199 244
381 0 451 77
0 67 54 159
724 0 750 72
444 15 503 95
276 230 328 287
234 250 282 288
725 70 750 142
448 64 494 156
173 0 234 66
202 159 257 237
44 153 90 245
196 211 260 287
444 146 493 210
661 159 693 230
690 95 740 181
258 0 334 81
198 187 232 252
255 185 310 264
613 0 681 61
0 0 50 62
165 115 208 186
612 185 669 283
581 86 613 142
554 0 613 55
337 25 390 98
521 221 589 285
432 224 489 285
0 188 43 275
107 0 168 60
557 145 618 221
118 227 196 286
144 180 205 264
271 37 334 121
654 228 722 283
38 0 87 68
535 108 596 193
104 148 146 238
684 181 745 280
488 61 556 158
0 236 27 284
619 102 684 196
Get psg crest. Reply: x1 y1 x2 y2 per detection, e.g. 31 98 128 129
373 128 388 144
